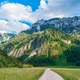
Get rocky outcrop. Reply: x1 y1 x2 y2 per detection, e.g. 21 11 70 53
0 31 16 43
3 29 73 58
32 16 80 33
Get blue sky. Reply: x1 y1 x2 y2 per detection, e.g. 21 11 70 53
0 0 80 32
0 0 40 11
0 0 80 18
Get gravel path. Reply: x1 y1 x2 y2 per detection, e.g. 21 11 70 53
39 68 64 80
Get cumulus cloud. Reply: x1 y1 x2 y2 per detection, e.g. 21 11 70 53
0 3 32 21
32 0 80 21
0 19 30 32
0 3 32 33
32 0 67 21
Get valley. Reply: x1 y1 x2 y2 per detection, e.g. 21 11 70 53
0 0 80 80
0 16 80 80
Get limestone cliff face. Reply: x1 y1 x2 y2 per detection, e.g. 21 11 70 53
32 16 80 33
3 29 73 59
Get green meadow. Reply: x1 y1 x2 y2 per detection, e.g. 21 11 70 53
0 68 80 80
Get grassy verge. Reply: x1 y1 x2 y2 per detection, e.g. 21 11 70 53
52 68 80 80
0 68 80 80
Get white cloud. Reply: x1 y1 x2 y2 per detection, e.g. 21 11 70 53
32 0 80 21
0 19 30 33
0 3 32 21
31 0 65 21
0 3 32 33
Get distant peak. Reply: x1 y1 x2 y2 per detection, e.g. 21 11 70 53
0 30 16 34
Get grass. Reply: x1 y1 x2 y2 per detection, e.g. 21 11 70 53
0 68 80 80
0 68 44 80
52 68 80 80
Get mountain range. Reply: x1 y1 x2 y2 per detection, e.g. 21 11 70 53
0 16 80 67
0 31 16 44
30 16 80 33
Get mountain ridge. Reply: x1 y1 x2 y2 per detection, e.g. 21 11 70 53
0 31 16 44
29 16 80 33
1 16 80 66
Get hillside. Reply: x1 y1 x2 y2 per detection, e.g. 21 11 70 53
0 49 22 67
2 28 78 66
0 18 80 66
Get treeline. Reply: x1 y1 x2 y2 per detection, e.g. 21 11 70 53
24 46 80 67
0 50 23 68
65 46 80 66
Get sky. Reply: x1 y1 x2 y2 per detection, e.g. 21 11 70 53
0 0 80 33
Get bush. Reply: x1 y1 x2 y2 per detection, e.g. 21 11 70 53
0 50 23 68
65 46 80 66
